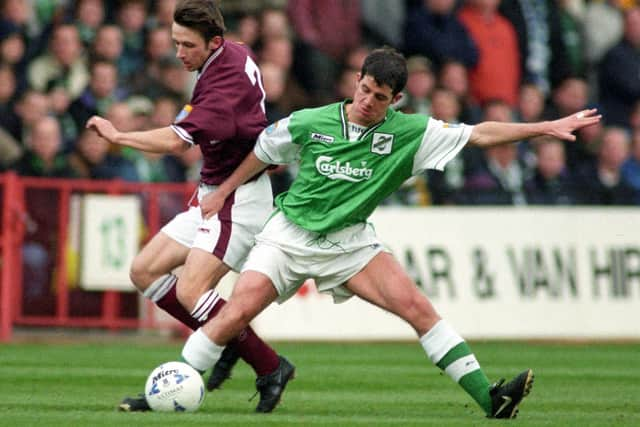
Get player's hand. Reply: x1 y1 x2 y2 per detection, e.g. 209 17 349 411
86 115 119 143
548 109 601 141
200 190 226 220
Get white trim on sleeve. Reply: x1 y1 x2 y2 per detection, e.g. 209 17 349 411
170 125 195 145
412 118 473 174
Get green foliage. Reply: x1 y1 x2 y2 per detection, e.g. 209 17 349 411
0 340 638 426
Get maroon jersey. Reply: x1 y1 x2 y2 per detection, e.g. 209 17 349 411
171 40 267 185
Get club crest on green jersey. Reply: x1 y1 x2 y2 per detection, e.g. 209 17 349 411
371 133 394 155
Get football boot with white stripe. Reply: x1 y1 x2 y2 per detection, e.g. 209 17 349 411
489 369 534 419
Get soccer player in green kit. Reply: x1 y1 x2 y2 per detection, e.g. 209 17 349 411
180 47 601 418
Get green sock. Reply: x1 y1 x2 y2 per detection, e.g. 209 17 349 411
436 342 492 415
420 320 492 415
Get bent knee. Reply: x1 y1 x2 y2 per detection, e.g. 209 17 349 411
218 301 253 331
129 257 151 291
224 305 249 326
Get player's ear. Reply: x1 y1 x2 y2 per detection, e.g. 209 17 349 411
208 35 223 51
392 92 403 105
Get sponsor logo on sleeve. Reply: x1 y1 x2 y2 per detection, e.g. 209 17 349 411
371 133 394 155
175 104 192 123
265 121 279 135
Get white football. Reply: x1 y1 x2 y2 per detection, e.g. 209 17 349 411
144 361 205 412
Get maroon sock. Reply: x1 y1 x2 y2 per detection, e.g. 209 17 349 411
205 297 280 376
155 283 200 330
233 326 280 376
157 282 279 376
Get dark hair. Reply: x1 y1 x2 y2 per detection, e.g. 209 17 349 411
360 47 407 96
173 0 226 41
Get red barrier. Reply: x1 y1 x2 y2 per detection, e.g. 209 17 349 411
0 172 197 342
1 172 23 341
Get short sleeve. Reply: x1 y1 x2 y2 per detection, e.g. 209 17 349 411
254 116 300 164
172 96 236 145
170 124 196 146
412 118 472 174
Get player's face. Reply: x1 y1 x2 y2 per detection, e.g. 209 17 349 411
171 22 222 71
349 74 401 127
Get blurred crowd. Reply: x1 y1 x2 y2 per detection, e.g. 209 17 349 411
1 0 640 206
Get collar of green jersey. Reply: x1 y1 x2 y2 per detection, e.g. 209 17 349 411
339 99 389 141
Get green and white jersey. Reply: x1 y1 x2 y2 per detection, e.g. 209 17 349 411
255 100 472 234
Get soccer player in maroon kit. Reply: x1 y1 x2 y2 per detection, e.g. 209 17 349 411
87 0 293 413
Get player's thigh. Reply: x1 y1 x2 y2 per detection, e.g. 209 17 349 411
130 232 189 289
131 206 201 284
346 252 440 334
195 174 273 271
182 247 231 290
160 206 202 248
179 199 261 308
177 248 231 310
229 270 279 313
242 240 308 303
191 210 262 273
204 270 278 344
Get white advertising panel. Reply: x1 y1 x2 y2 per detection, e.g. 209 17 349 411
252 207 640 340
80 194 140 291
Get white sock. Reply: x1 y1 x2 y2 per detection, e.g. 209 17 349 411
419 319 464 365
190 289 221 323
181 328 225 372
419 320 483 384
142 274 177 302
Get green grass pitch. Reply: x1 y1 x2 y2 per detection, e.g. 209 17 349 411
0 339 638 426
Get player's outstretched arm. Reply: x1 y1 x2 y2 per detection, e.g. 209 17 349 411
86 115 189 154
201 151 270 219
468 109 601 148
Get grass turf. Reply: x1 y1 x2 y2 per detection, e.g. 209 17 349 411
0 340 638 426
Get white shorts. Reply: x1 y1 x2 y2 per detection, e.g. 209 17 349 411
242 210 386 303
161 173 272 271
